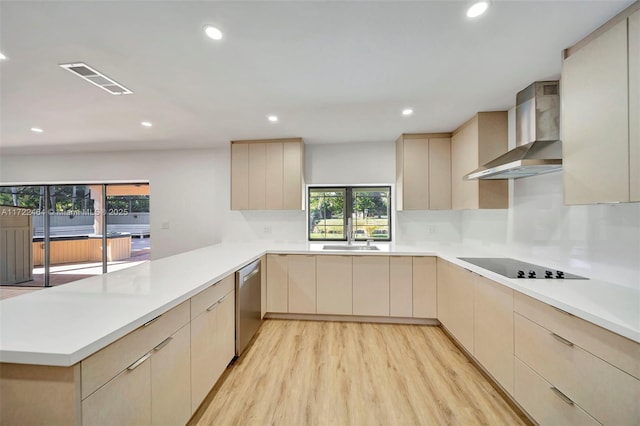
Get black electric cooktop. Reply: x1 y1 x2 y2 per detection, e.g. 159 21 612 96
457 257 588 280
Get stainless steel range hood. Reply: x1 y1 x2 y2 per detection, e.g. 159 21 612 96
464 81 562 180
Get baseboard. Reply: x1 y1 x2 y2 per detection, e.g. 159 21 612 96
264 312 440 325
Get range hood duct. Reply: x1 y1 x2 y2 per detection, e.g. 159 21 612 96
464 81 562 180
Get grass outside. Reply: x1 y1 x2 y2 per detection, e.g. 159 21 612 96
310 218 389 239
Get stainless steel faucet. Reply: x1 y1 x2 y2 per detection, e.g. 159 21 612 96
346 217 353 245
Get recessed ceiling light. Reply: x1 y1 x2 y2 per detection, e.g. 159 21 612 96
0 52 7 60
141 121 153 127
402 108 414 116
204 26 223 40
467 1 489 18
268 115 278 123
31 127 44 133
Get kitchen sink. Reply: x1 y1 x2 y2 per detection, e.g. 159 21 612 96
322 244 380 251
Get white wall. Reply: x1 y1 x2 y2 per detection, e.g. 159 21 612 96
460 107 640 288
0 149 222 259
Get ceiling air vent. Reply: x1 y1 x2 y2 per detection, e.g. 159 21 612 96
59 62 133 95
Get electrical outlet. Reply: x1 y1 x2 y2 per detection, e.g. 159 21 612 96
263 226 272 234
161 221 170 230
428 225 437 235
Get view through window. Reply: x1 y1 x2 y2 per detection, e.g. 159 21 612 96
308 186 391 241
0 183 150 290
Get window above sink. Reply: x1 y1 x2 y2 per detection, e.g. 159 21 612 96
307 186 391 242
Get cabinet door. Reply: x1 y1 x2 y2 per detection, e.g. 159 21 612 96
563 19 629 204
248 143 267 209
82 355 152 426
283 141 302 209
451 122 479 210
265 142 284 209
402 137 430 210
353 256 389 316
389 256 412 317
266 254 288 313
630 10 640 202
231 143 249 210
151 324 191 426
429 138 452 210
316 255 352 315
288 255 316 314
413 257 437 318
440 263 474 352
216 290 236 373
474 275 514 395
190 298 219 412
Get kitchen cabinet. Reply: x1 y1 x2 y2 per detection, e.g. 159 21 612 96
353 256 389 316
473 275 514 395
288 255 316 314
451 112 508 209
266 254 288 313
412 256 437 318
562 5 640 204
266 254 316 314
81 300 191 425
231 138 304 210
389 256 412 317
395 133 452 210
436 259 474 352
514 292 640 425
151 324 191 426
190 275 235 412
316 255 352 315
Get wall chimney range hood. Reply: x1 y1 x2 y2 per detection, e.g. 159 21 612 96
464 81 562 180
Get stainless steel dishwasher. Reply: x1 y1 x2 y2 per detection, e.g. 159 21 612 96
235 259 262 356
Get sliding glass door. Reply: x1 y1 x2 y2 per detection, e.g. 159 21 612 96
0 183 150 289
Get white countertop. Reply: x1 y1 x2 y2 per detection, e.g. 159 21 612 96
1 241 638 366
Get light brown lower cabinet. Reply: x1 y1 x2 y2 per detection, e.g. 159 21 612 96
473 275 514 395
316 255 352 315
82 354 152 426
353 256 390 316
514 357 600 426
287 255 316 314
389 256 413 317
437 260 474 352
191 278 235 412
412 257 436 318
266 254 288 313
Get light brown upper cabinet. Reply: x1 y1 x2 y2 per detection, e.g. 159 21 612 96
396 133 452 210
231 138 305 210
451 112 509 209
562 4 640 204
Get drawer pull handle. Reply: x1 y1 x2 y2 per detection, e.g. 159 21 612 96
551 332 574 347
218 295 227 304
550 387 575 405
142 315 161 327
127 352 152 371
207 302 219 311
154 336 173 351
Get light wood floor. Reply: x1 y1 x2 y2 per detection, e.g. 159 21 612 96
190 320 528 426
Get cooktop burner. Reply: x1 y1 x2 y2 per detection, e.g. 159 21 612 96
457 257 588 280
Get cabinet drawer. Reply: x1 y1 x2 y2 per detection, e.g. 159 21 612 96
514 292 640 379
514 357 599 426
515 313 640 425
191 274 235 319
81 300 190 399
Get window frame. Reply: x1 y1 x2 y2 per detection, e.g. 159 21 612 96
307 185 392 242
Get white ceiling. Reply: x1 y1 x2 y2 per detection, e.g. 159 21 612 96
0 0 633 155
